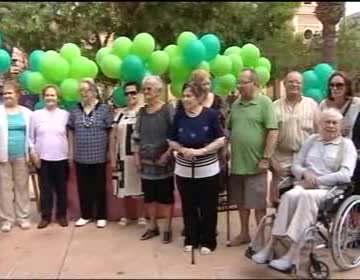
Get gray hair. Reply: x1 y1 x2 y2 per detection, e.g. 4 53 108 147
284 71 302 82
80 78 99 97
142 75 164 94
319 108 343 123
239 68 259 84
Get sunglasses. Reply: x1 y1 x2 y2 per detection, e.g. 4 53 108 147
329 83 345 89
125 91 138 96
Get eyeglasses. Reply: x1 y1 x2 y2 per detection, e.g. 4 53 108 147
329 83 345 89
125 91 138 96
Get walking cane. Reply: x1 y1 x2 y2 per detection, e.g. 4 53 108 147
191 157 196 265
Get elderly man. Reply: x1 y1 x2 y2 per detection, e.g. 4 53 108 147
270 71 319 204
251 108 357 271
133 75 175 244
228 68 278 245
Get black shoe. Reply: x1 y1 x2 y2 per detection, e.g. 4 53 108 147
58 217 68 227
162 231 172 244
140 228 160 240
37 219 50 229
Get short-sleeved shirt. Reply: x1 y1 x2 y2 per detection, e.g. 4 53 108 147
169 107 224 178
67 102 113 164
228 94 278 175
132 103 175 180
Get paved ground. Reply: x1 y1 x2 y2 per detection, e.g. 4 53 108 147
0 204 359 279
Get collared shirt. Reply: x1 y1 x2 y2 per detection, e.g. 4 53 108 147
292 134 357 187
228 93 278 175
271 96 319 173
67 102 113 164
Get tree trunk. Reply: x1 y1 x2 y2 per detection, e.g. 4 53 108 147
322 23 337 66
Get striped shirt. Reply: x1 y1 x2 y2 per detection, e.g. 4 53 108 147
271 96 318 172
174 153 220 178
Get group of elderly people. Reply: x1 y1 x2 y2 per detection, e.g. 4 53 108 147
0 67 358 262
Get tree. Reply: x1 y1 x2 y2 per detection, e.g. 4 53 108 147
315 2 345 65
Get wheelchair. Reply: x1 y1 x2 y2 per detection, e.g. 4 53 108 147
245 177 360 279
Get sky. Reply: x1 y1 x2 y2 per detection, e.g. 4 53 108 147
346 2 360 16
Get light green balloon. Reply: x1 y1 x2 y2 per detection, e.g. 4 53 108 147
85 60 99 79
112 37 132 58
224 46 242 56
60 78 80 102
255 66 270 86
170 81 184 98
96 47 112 65
228 54 243 77
27 72 47 94
213 84 229 97
197 61 210 71
148 51 169 75
164 44 180 59
130 33 155 60
217 74 236 91
210 55 232 77
100 54 122 79
69 56 93 80
170 56 191 82
177 31 197 50
60 43 81 63
257 57 271 72
41 56 70 83
241 43 260 68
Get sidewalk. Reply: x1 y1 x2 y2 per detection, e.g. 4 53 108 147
0 206 358 279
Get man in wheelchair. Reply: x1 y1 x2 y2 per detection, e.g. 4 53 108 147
250 108 357 272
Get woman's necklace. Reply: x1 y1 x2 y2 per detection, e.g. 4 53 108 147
82 102 97 128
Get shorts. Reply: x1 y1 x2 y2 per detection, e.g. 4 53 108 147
229 173 267 209
141 177 175 204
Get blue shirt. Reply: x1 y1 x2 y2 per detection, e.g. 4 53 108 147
169 107 224 148
7 112 26 159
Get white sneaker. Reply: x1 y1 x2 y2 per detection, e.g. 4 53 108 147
1 221 13 232
200 247 211 255
269 257 293 271
137 217 147 226
96 220 107 228
75 218 91 227
184 245 193 252
118 218 128 226
252 248 273 264
19 220 31 230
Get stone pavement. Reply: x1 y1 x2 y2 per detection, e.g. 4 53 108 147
0 206 359 279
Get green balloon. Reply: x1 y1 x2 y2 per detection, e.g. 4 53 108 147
213 84 229 96
60 43 81 63
177 31 197 50
148 51 169 75
112 87 127 107
170 81 184 98
255 66 270 86
85 60 99 79
130 33 155 60
34 99 46 110
224 46 242 56
228 54 243 77
96 47 112 65
0 49 11 74
27 72 47 94
69 56 93 80
100 54 122 79
257 57 271 72
42 56 70 83
183 39 206 68
45 50 61 60
112 36 132 58
304 88 323 103
121 55 145 83
241 43 260 68
197 61 210 71
302 70 320 91
60 79 80 102
164 44 180 59
216 74 236 91
170 56 191 82
210 55 232 77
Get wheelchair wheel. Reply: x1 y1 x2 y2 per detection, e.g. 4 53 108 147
331 195 360 270
308 259 330 279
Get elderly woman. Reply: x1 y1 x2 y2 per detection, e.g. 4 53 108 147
169 82 226 254
320 71 360 138
30 85 70 229
110 81 146 226
67 79 113 228
133 75 175 244
251 108 357 271
0 79 34 232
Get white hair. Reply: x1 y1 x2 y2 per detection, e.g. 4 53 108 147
318 108 343 127
142 75 164 93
